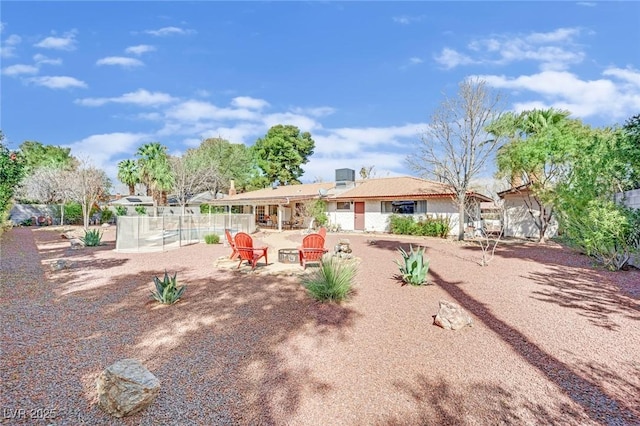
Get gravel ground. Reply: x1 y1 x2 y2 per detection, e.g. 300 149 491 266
1 226 639 425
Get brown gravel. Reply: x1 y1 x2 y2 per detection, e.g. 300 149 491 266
1 226 639 425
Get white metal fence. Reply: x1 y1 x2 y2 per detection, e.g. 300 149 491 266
115 214 255 253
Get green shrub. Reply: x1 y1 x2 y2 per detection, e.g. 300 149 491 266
151 271 186 305
200 204 225 214
100 207 113 224
564 200 640 270
390 215 451 238
80 229 103 247
135 206 147 215
394 245 430 285
114 205 128 216
389 215 416 235
20 217 34 226
302 254 356 302
204 234 220 244
64 202 83 225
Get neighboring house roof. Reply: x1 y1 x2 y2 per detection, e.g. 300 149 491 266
109 196 154 206
208 182 335 205
334 176 492 202
497 183 532 198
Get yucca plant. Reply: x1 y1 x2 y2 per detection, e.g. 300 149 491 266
394 245 429 286
80 229 102 247
151 270 186 305
302 254 357 302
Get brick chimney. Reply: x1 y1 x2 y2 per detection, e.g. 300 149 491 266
229 180 237 196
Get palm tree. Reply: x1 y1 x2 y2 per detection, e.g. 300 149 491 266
117 159 140 195
136 142 174 205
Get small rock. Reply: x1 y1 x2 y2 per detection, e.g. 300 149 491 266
101 223 111 228
50 259 73 271
96 359 160 418
434 300 473 330
70 238 84 249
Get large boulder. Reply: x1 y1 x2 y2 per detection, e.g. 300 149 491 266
434 300 472 330
96 359 160 418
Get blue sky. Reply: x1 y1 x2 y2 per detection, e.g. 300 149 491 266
2 1 639 192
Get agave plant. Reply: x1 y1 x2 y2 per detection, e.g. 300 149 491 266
394 245 429 286
151 270 186 305
80 229 102 247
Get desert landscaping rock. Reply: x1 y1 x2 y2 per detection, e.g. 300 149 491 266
96 358 160 418
50 259 73 271
434 300 473 330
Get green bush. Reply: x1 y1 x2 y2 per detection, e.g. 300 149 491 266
394 245 430 286
302 254 356 302
389 215 417 235
563 200 640 270
135 206 147 215
114 205 128 216
204 234 220 244
389 215 451 238
100 207 113 224
80 229 102 247
151 271 186 305
200 204 225 214
64 202 83 225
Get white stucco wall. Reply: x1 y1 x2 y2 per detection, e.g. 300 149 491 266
503 196 557 239
326 199 461 235
615 188 640 210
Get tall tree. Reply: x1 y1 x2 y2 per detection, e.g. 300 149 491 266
66 159 111 230
487 108 579 243
117 159 140 196
408 78 505 240
622 114 640 189
18 140 75 174
169 152 223 214
251 125 315 186
136 142 174 205
191 137 255 194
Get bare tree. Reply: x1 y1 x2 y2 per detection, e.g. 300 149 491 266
169 153 223 214
17 166 73 225
408 78 505 240
66 159 111 230
359 165 376 179
464 196 505 266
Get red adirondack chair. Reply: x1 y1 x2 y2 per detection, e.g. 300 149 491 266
225 229 239 260
234 232 268 270
318 227 327 239
298 233 328 269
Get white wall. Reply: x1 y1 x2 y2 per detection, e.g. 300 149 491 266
615 188 640 210
326 199 461 235
503 196 557 239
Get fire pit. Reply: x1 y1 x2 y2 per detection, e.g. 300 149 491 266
278 248 299 264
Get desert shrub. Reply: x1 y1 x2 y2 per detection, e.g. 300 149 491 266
390 215 450 238
114 205 128 216
80 229 102 247
394 245 430 285
563 200 639 270
302 254 356 302
389 215 417 235
100 207 113 224
135 206 147 215
204 234 220 244
151 271 186 305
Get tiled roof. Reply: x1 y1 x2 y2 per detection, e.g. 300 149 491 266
333 176 456 200
209 182 335 204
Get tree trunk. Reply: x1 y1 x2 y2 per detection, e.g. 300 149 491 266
457 196 465 241
60 203 65 227
128 184 135 195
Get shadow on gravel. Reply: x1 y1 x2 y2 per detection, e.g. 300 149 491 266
383 376 582 425
15 242 360 426
527 266 640 331
428 267 640 425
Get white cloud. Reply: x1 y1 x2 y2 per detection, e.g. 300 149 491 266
165 100 260 122
1 34 21 57
231 96 270 110
33 53 62 66
438 27 584 71
409 57 423 64
144 26 195 36
392 15 424 25
125 44 156 55
291 106 336 117
65 132 151 184
34 31 77 51
576 2 596 7
434 48 476 69
96 56 144 68
262 113 320 131
75 89 177 107
27 76 87 89
477 69 640 120
2 64 38 76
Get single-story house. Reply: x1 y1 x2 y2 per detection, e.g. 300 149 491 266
208 168 491 235
498 183 558 239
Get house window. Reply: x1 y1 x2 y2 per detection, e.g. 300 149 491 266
337 202 351 210
381 200 427 214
